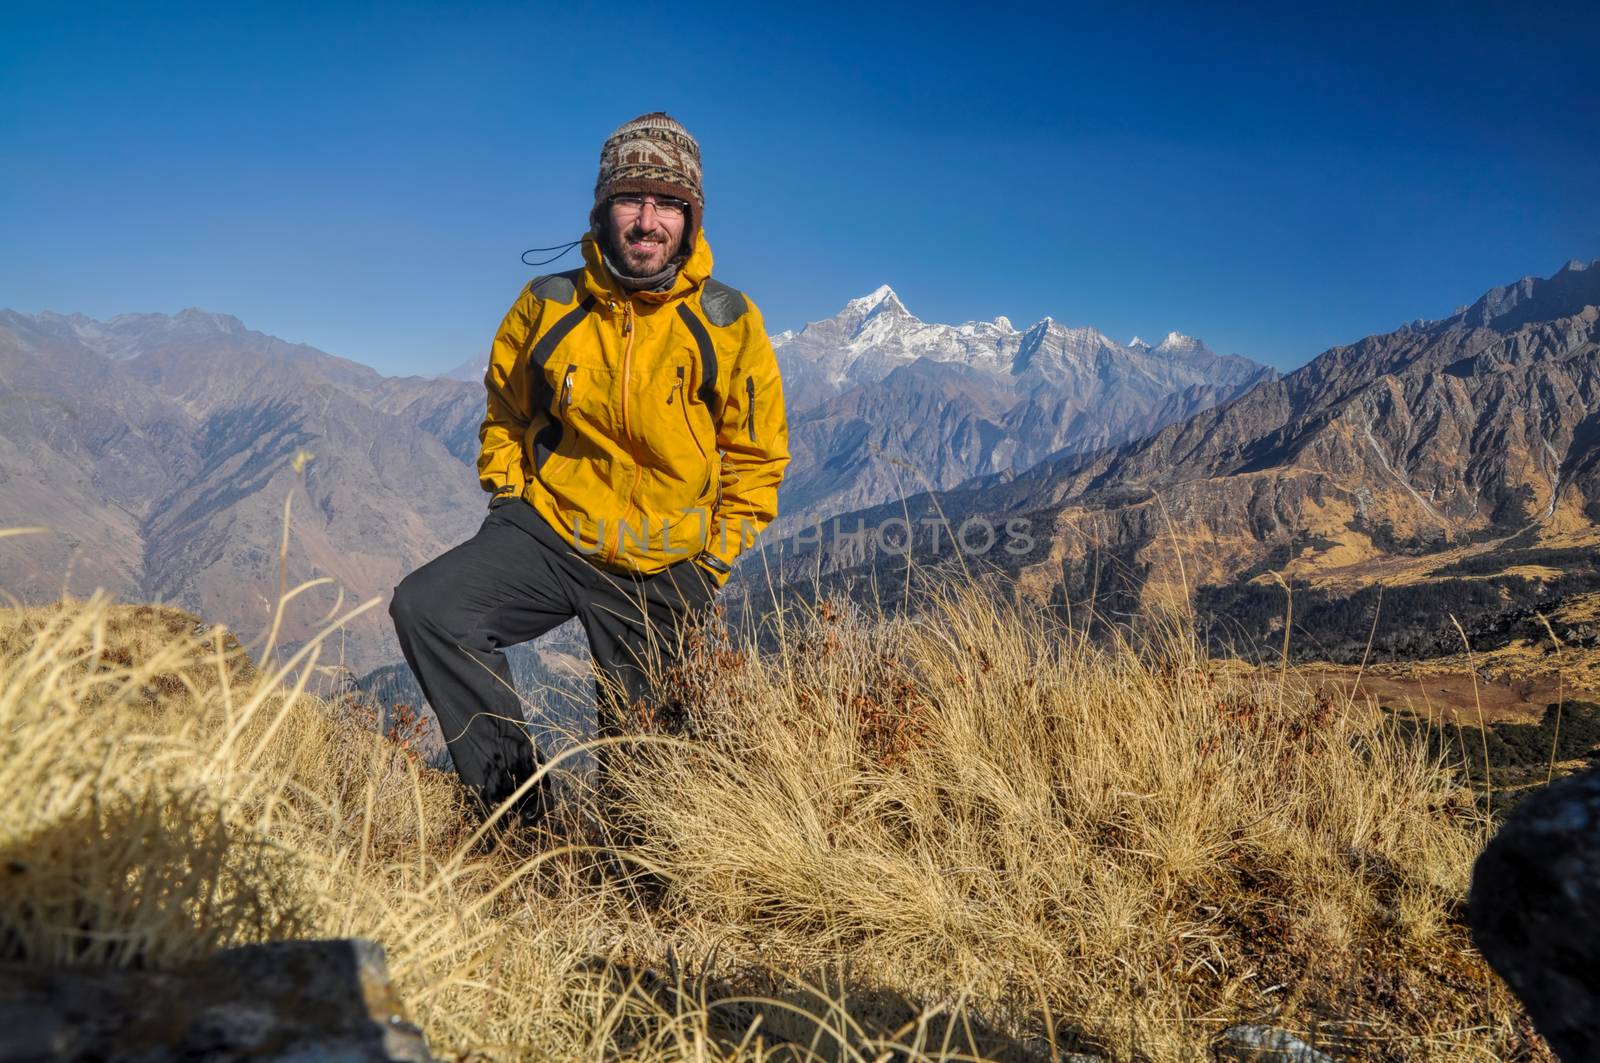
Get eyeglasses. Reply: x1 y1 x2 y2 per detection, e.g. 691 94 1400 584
609 194 690 220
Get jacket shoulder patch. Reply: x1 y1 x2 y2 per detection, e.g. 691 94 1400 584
701 278 749 327
528 269 583 304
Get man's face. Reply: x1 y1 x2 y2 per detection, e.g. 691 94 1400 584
605 195 688 277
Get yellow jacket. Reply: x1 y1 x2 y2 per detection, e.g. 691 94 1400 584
476 231 789 584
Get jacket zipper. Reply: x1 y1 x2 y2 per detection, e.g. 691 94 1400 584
606 299 641 565
745 375 758 443
560 364 576 412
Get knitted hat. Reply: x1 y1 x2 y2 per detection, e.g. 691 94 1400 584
591 112 704 249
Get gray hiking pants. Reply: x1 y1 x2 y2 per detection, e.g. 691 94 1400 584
387 497 718 819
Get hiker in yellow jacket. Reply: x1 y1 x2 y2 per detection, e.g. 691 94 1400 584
390 113 790 825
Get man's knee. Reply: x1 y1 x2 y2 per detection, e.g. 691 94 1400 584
390 567 447 635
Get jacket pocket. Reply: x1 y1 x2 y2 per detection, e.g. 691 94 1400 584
669 365 714 499
534 363 578 484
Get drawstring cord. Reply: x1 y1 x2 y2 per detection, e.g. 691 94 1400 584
521 239 583 267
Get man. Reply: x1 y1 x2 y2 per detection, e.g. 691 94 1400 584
389 112 789 824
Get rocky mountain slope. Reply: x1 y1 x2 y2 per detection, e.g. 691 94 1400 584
0 309 482 672
774 286 1273 529
764 260 1600 659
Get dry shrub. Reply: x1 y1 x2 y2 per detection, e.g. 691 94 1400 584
0 577 1551 1061
0 593 1026 1060
0 599 312 966
615 580 1546 1061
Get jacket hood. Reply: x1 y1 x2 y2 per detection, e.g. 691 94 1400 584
580 229 714 306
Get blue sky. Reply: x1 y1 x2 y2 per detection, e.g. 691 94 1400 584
3 1 1597 376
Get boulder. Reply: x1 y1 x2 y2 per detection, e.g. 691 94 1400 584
1470 767 1600 1062
0 938 432 1061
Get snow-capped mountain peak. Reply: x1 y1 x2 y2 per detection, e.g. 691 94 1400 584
770 288 1253 413
1152 331 1213 358
843 284 909 320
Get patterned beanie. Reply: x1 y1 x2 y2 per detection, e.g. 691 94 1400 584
591 112 704 249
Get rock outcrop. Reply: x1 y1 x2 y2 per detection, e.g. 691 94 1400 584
0 938 433 1061
1470 768 1600 1062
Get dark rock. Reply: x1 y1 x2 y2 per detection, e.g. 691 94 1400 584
1470 767 1600 1062
0 938 433 1061
1214 1024 1334 1062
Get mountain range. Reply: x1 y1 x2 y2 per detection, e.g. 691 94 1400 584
772 286 1273 530
11 259 1595 674
0 289 1260 671
765 260 1600 662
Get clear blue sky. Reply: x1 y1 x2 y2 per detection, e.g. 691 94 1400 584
4 1 1596 376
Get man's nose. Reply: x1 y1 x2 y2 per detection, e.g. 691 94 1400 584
635 201 660 228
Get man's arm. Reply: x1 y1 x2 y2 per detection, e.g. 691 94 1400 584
477 287 542 503
697 298 790 583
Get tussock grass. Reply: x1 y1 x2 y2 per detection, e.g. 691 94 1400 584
0 578 1549 1060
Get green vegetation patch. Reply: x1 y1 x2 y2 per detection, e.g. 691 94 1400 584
1431 545 1600 579
1198 568 1600 664
1387 699 1600 818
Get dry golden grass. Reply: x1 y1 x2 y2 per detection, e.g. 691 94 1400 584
0 576 1550 1061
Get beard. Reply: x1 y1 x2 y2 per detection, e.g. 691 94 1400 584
607 220 682 278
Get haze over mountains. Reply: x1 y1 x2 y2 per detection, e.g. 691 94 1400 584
0 308 483 672
0 288 1262 672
